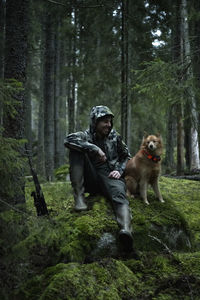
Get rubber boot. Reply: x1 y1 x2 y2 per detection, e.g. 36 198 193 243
69 151 87 212
115 203 133 251
73 179 87 211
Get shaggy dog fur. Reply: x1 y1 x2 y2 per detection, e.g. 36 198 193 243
124 134 164 205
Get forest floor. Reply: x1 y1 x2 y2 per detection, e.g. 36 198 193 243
1 176 200 299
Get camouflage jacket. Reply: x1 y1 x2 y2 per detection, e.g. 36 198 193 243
64 106 131 175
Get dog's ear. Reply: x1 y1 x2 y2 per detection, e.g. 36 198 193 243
155 133 161 138
143 131 149 138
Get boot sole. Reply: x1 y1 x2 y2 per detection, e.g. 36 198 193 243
74 206 88 212
119 230 133 252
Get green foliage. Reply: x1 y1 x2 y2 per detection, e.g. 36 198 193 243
54 164 69 181
0 79 26 202
0 79 23 118
0 133 26 200
132 58 198 107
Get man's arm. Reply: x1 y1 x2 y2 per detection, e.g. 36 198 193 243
113 135 131 176
64 131 107 161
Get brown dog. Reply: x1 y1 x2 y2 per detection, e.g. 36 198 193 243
124 134 164 205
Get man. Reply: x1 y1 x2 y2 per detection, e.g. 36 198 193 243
64 105 133 250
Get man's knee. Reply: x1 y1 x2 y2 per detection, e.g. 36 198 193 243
69 149 99 194
69 149 85 166
102 177 128 205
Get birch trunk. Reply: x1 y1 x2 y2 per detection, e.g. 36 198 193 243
181 0 200 171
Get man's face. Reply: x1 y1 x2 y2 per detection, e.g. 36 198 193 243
96 116 112 138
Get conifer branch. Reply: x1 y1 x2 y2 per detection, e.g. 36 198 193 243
45 0 104 9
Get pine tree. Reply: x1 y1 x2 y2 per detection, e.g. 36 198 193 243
3 0 29 203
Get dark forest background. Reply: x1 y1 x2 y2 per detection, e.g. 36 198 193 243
0 0 200 205
1 2 200 299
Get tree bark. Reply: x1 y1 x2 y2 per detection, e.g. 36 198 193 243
0 0 6 125
67 9 76 134
44 10 55 181
172 0 185 175
165 105 175 172
176 103 185 175
24 47 33 149
121 0 129 144
3 0 29 139
37 22 46 177
3 0 29 203
54 21 61 169
0 0 5 79
181 0 200 171
59 36 67 166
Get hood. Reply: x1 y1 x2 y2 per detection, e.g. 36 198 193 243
89 105 114 134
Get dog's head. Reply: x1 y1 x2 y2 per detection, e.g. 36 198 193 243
141 133 163 154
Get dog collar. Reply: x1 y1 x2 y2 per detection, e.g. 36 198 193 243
142 150 161 163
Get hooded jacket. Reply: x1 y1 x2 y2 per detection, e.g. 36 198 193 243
64 105 131 175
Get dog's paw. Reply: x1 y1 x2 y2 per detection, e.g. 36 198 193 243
144 200 150 205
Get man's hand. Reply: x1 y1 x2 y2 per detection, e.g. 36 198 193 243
97 148 107 162
108 170 121 179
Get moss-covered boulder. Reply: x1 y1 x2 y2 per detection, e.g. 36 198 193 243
1 176 200 299
18 259 139 299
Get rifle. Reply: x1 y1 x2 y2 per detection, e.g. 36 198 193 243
25 144 48 216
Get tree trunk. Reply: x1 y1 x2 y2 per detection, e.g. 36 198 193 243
3 0 29 203
181 0 200 171
0 0 5 125
24 47 33 149
184 101 191 169
3 0 28 139
0 0 5 79
54 21 61 169
172 0 185 175
176 103 185 175
165 105 175 172
44 11 55 181
37 24 46 177
59 37 67 166
67 10 76 134
121 0 129 143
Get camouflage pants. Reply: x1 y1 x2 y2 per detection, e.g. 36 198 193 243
69 150 129 206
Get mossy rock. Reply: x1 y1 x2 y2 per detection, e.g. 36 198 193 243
131 195 192 252
17 253 200 300
2 176 200 299
13 177 199 269
17 259 138 299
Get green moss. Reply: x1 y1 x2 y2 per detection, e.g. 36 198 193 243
130 195 192 252
2 176 200 299
19 259 138 300
160 177 200 248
